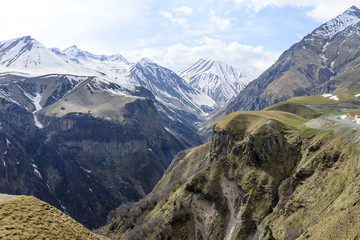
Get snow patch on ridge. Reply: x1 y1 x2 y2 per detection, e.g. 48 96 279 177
16 84 44 128
322 93 339 101
339 114 360 125
31 92 44 128
80 166 91 174
314 6 360 38
187 91 216 108
320 54 328 63
354 115 360 124
330 96 339 101
339 115 347 120
31 162 42 179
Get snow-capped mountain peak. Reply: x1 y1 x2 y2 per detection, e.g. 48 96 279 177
313 5 360 38
0 36 223 119
62 45 128 64
107 54 129 63
129 57 216 115
0 36 45 65
0 36 87 75
179 58 253 106
136 57 156 66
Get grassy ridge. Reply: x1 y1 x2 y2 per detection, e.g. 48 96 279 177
286 93 360 105
102 93 360 239
265 93 360 118
215 110 307 133
0 195 105 240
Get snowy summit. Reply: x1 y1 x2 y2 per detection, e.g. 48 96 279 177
179 59 254 106
0 36 86 75
313 5 360 38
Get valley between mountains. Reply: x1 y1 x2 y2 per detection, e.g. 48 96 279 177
1 5 360 240
0 34 252 229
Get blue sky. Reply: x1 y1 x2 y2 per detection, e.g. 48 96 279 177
0 0 359 76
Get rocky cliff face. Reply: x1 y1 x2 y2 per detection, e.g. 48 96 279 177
102 107 360 239
0 73 196 229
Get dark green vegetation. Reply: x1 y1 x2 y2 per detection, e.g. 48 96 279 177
102 95 360 239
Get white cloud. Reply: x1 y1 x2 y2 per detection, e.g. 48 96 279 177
160 10 188 27
123 37 279 76
209 12 231 31
228 0 360 22
0 0 152 50
173 6 193 15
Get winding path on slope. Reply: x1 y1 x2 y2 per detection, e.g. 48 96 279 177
326 115 360 130
304 114 360 136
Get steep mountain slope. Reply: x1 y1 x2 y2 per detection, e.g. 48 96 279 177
179 59 253 106
311 64 360 94
0 194 104 239
0 73 193 229
53 45 216 119
58 44 215 135
222 6 360 116
102 95 360 239
0 37 215 228
0 35 251 230
54 45 213 142
0 36 216 124
130 58 216 118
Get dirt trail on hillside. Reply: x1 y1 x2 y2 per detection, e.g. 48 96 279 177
326 115 360 130
304 116 360 136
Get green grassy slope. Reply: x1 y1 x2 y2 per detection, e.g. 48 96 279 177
102 94 360 240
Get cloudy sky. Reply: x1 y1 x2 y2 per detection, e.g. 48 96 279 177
0 0 359 76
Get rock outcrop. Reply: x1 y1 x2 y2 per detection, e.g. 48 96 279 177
102 109 360 239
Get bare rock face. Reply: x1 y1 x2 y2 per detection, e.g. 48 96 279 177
0 73 197 229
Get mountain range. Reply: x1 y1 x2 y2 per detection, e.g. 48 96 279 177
100 5 360 240
199 5 360 137
2 5 360 240
103 93 360 239
222 5 360 114
0 34 252 228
